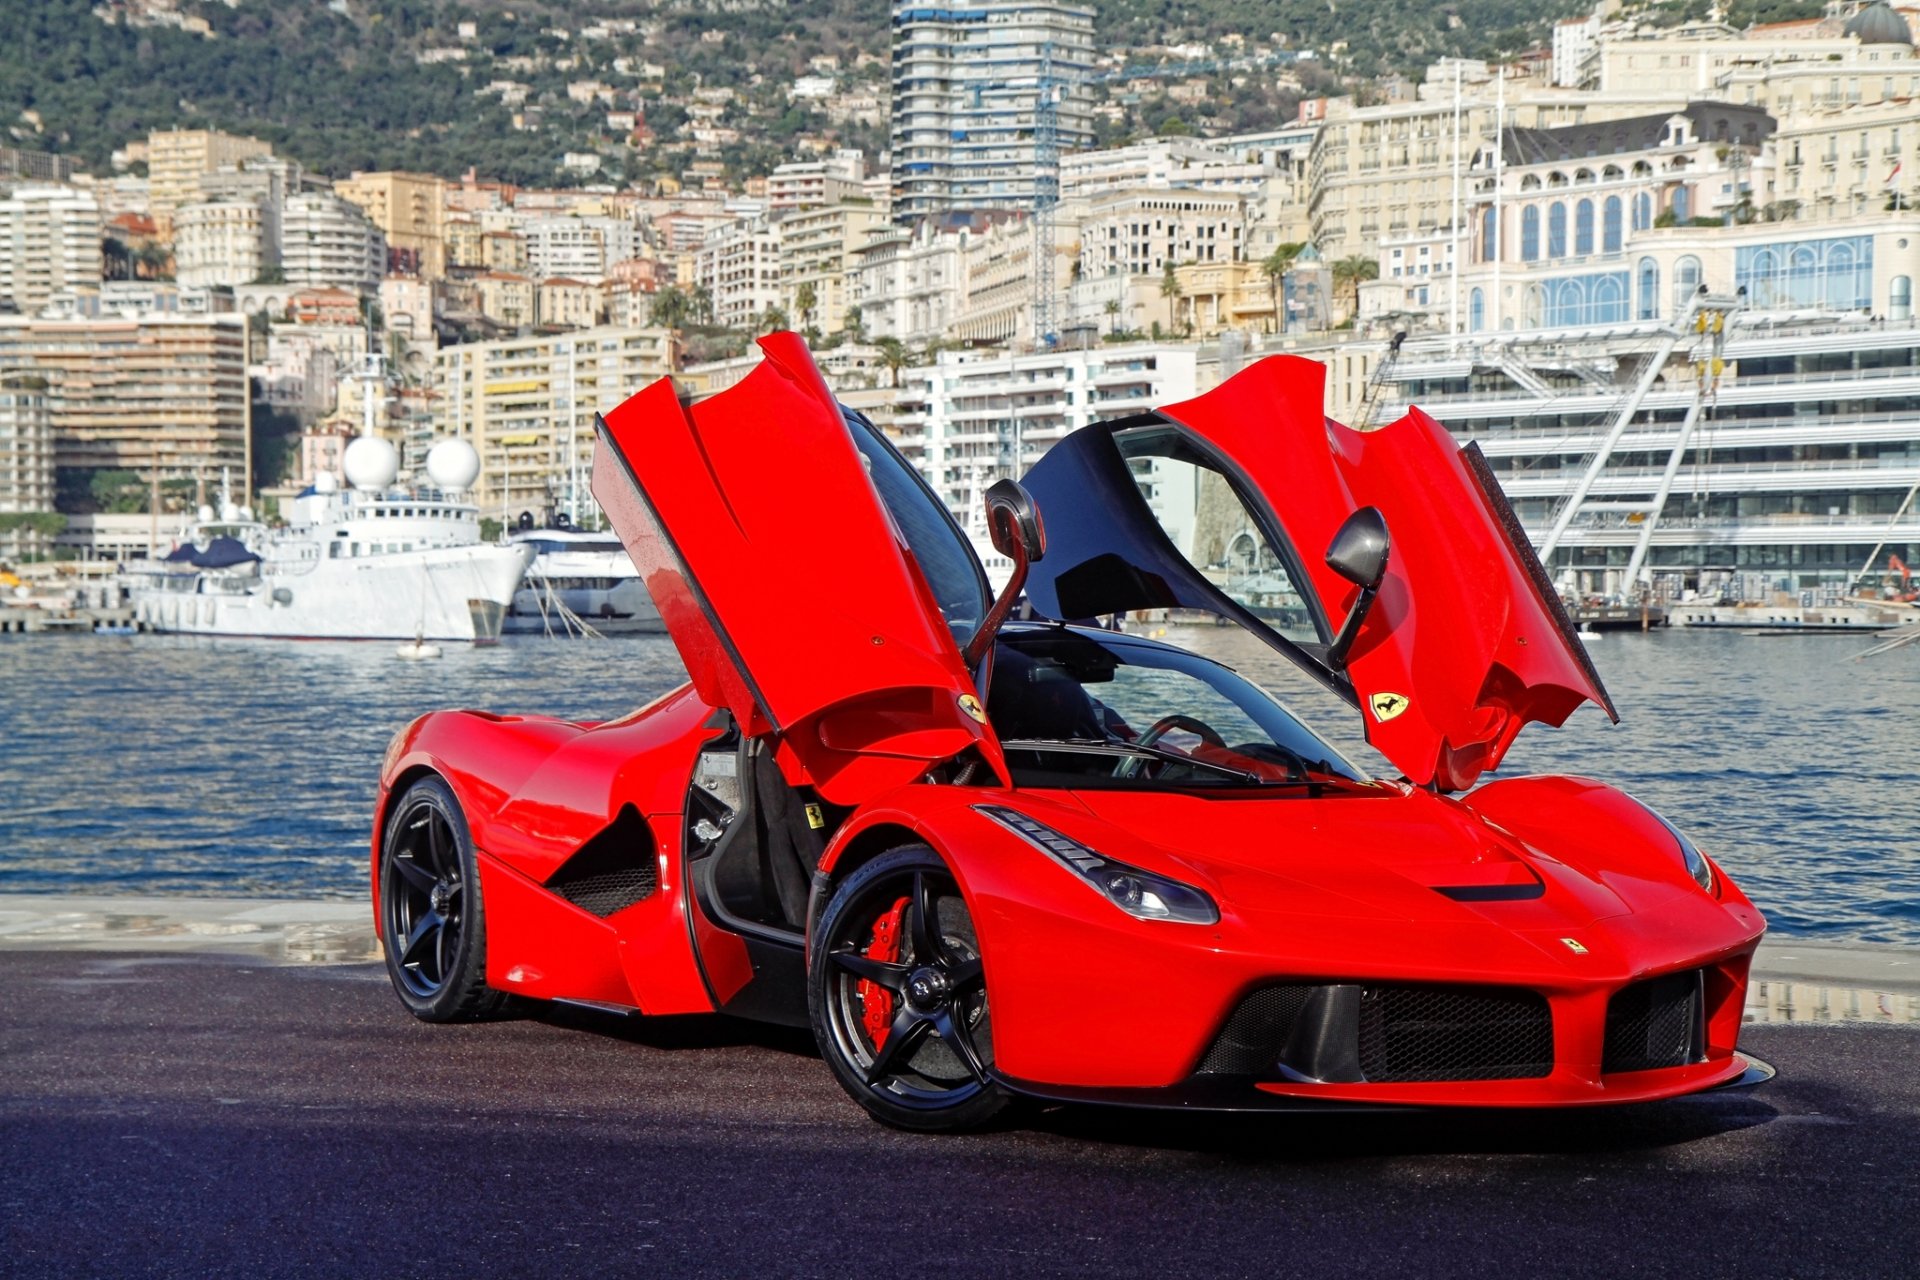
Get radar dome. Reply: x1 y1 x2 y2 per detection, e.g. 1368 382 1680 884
425 439 481 493
342 436 400 492
313 471 339 494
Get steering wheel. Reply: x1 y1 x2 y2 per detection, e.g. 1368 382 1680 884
1136 714 1226 749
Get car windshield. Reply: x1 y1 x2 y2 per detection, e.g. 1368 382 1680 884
987 627 1369 791
845 412 992 649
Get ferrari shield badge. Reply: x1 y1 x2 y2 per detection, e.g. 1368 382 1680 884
1561 938 1589 955
958 693 988 724
1368 691 1411 723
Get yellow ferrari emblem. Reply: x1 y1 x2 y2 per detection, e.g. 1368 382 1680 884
804 803 825 830
1368 691 1410 722
958 693 987 723
1561 937 1589 955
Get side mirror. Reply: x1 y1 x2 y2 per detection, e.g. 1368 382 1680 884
1326 506 1388 590
963 480 1046 670
1324 506 1389 671
985 478 1046 564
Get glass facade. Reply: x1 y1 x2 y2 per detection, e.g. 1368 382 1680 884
1532 271 1631 327
1735 235 1874 311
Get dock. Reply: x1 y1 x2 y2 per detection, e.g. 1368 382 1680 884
0 606 149 635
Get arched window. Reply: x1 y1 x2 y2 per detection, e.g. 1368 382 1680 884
1824 241 1856 309
1893 274 1913 322
1575 199 1595 255
1593 273 1626 324
1520 174 1542 191
1521 206 1540 261
1637 257 1661 320
1470 286 1486 332
1671 185 1692 222
1482 206 1498 262
1602 196 1623 254
1633 192 1653 231
1673 254 1702 312
1548 202 1568 258
1789 243 1820 306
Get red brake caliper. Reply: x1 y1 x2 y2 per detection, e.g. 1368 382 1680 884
860 897 910 1049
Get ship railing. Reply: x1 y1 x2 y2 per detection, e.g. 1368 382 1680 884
1542 511 1920 532
1497 455 1920 482
1463 405 1920 444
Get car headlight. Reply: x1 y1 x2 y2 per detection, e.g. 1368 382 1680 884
1640 804 1715 895
974 804 1219 925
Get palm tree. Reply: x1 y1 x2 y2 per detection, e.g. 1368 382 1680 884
1159 261 1184 334
875 337 911 388
648 286 692 330
759 304 790 333
794 281 818 332
689 283 715 327
1103 298 1121 337
1332 255 1380 320
1262 242 1306 334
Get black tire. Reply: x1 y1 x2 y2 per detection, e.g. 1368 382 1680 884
378 775 508 1022
809 845 1011 1132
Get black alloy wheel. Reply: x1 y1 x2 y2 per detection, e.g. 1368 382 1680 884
809 845 1010 1131
378 775 506 1022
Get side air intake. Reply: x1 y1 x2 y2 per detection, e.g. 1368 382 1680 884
544 804 659 917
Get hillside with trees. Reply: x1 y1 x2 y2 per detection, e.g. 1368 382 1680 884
0 0 1736 184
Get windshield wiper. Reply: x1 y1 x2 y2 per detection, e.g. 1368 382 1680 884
998 737 1269 785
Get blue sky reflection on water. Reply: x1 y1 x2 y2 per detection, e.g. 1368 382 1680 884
2 627 1916 943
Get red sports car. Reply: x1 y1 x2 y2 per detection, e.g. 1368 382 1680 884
372 333 1770 1131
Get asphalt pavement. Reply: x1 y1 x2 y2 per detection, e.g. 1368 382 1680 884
3 949 1917 1279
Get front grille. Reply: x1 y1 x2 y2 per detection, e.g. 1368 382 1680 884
1603 969 1706 1073
1195 982 1553 1083
1196 985 1313 1075
1356 985 1555 1083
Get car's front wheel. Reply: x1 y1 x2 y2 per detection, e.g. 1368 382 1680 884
809 845 1010 1131
378 775 507 1022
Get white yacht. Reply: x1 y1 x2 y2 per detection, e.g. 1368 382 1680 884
129 440 532 643
504 516 663 636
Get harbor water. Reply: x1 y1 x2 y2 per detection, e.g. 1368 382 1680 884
2 627 1916 944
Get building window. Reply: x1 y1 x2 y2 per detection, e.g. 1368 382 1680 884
1547 202 1568 258
1520 206 1540 261
1735 236 1873 310
1482 206 1498 262
1470 286 1485 332
1633 191 1653 231
1602 195 1623 254
1574 199 1595 255
1671 185 1691 222
1673 253 1702 311
1637 256 1660 320
1894 274 1913 322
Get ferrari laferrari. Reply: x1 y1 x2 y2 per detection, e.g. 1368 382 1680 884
371 333 1770 1131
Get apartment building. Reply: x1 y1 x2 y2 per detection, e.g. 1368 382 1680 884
146 128 272 231
694 215 783 330
0 185 104 315
431 325 676 514
1307 72 1683 263
525 216 641 281
855 222 966 347
0 314 249 481
1769 95 1920 223
172 199 272 288
281 191 386 291
1060 138 1272 200
1077 187 1247 280
535 277 604 329
889 0 1097 221
897 342 1201 531
0 372 55 560
767 150 869 212
333 171 447 278
778 200 889 334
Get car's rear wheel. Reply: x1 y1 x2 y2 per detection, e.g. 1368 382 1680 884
378 776 506 1022
809 845 1010 1132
